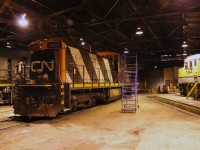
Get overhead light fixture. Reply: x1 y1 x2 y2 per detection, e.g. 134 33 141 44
182 51 187 56
124 48 129 54
81 41 85 45
18 13 28 27
80 38 86 45
136 27 143 35
80 38 92 52
6 42 11 48
182 41 188 48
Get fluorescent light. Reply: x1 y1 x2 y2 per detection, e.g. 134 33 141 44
124 50 129 54
136 27 143 35
182 41 188 48
176 54 182 57
182 51 187 56
124 48 128 54
81 41 85 45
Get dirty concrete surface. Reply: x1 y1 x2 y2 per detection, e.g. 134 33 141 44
0 105 14 121
0 94 200 150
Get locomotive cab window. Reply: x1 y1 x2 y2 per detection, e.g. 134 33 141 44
184 62 188 69
194 60 197 66
189 61 192 68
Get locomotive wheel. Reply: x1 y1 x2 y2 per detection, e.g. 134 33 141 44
92 98 96 106
89 98 96 106
71 100 77 111
0 93 3 100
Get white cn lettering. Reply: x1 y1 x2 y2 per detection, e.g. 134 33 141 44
31 60 54 72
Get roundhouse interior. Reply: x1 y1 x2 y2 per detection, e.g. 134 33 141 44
1 1 200 149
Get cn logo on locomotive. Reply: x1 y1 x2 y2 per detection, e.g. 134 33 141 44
31 60 54 72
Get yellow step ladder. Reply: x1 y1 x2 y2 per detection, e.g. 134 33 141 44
186 82 198 99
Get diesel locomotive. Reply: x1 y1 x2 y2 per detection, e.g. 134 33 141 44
0 49 28 104
178 54 200 99
13 39 122 117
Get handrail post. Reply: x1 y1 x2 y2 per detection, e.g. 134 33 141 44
73 66 75 88
92 69 93 87
98 68 100 87
83 66 85 87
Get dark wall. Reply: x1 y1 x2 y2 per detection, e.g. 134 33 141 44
0 48 29 59
147 68 164 89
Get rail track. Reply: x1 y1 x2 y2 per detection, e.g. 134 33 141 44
148 95 200 115
0 117 28 130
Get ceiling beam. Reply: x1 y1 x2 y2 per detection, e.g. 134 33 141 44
127 0 163 48
46 4 83 19
99 31 113 44
7 1 41 17
0 0 10 14
167 25 182 37
103 0 120 20
120 36 200 44
81 11 200 26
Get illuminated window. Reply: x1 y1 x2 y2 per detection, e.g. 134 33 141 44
189 61 192 68
185 62 188 69
194 60 197 66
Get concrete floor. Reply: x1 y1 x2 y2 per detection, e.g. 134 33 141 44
0 105 14 121
1 94 200 150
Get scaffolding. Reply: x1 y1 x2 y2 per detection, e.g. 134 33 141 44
122 55 138 112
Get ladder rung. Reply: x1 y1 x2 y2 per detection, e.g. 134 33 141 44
122 87 137 89
123 107 137 109
124 71 136 73
122 102 136 103
122 96 136 98
123 103 136 105
122 98 136 100
122 109 136 112
122 103 136 105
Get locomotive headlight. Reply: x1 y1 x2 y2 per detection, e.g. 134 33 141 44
3 86 11 93
43 73 49 82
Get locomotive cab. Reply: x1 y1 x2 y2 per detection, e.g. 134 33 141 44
178 54 200 98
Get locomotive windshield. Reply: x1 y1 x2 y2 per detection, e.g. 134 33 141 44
30 50 57 83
